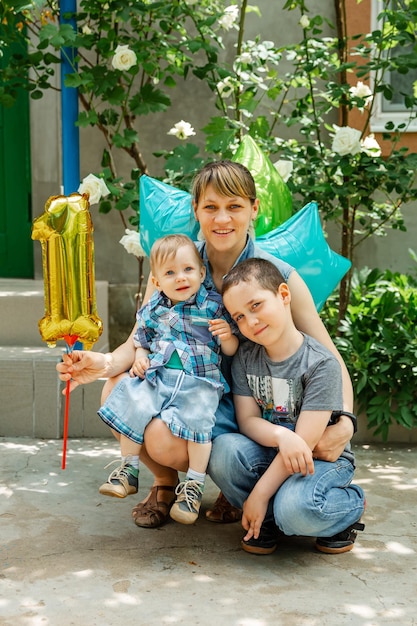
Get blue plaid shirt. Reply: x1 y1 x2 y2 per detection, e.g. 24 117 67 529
134 283 231 390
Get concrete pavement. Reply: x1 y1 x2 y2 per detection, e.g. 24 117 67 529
1 438 416 626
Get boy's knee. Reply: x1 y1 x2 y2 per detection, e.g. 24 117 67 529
274 495 316 536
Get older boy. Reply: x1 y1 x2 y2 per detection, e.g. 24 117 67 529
216 257 365 555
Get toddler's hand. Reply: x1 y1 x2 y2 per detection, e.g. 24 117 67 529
209 318 233 341
130 356 149 379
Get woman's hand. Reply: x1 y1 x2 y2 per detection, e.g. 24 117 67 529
313 415 354 462
56 351 110 393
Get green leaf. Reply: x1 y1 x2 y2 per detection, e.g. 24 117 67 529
30 90 44 100
76 110 99 127
202 117 236 154
113 129 139 148
164 143 205 177
129 84 171 115
64 73 82 88
99 200 113 214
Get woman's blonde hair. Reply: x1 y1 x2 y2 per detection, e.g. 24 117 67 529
150 234 203 275
192 160 257 205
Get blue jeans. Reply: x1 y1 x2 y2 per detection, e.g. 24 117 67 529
208 433 365 537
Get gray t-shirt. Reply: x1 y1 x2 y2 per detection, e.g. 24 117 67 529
232 333 353 461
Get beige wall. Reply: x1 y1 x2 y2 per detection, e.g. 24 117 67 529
30 0 417 287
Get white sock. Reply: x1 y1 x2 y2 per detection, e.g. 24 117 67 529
186 468 206 484
123 455 139 469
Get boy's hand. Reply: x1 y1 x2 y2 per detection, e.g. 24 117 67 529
242 490 269 541
129 356 150 378
208 318 233 342
276 427 315 476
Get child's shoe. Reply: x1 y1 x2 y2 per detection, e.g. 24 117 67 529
170 479 204 524
315 520 365 554
241 521 279 555
315 500 366 554
99 458 139 498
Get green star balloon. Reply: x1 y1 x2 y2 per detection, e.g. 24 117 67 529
233 135 293 236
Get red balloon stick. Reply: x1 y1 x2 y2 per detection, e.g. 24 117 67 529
62 335 79 470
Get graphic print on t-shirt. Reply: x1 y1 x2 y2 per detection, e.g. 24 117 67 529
246 373 303 427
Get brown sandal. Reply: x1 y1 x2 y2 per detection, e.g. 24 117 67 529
132 484 177 528
205 491 242 524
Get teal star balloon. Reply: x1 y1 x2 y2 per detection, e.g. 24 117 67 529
139 175 198 256
256 202 351 311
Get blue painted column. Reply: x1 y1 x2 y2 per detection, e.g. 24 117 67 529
60 0 80 194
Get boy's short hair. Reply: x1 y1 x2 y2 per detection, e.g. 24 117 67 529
222 258 286 296
150 234 203 274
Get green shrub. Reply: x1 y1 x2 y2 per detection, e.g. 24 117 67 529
322 267 417 440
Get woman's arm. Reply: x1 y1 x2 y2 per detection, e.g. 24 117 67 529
57 325 137 392
287 270 354 459
57 274 158 392
288 271 353 409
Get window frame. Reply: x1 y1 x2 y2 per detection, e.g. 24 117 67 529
370 0 417 133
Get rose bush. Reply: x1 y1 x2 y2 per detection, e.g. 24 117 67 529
1 0 417 315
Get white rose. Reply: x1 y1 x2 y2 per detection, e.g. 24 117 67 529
78 174 110 205
111 45 137 71
219 5 239 31
119 229 146 257
349 81 372 100
82 25 92 35
238 52 253 64
217 76 234 98
167 120 196 140
361 134 382 157
299 15 310 29
286 50 297 61
349 81 373 110
331 126 362 156
273 160 293 183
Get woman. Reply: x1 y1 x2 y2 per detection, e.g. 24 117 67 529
57 160 354 528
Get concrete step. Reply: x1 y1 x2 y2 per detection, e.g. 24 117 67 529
0 279 109 352
0 346 110 438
